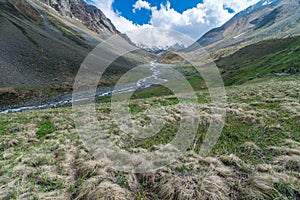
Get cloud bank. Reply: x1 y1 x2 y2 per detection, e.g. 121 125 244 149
88 0 259 46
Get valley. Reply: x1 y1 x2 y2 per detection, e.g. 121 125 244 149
0 62 168 114
0 0 300 199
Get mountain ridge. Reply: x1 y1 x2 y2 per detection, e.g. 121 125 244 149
189 0 300 52
37 0 118 36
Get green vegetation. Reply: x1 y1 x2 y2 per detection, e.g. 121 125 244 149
216 36 300 85
0 121 8 135
36 119 55 138
1 74 299 199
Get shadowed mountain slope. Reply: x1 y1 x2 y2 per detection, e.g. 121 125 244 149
0 0 151 109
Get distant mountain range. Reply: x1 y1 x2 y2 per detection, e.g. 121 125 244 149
189 0 300 53
136 43 186 54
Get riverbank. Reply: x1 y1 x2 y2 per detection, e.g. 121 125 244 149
0 62 168 114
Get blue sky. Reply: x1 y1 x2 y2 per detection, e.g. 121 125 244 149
112 0 203 25
86 0 260 46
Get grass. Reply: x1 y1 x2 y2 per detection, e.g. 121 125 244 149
0 121 8 135
36 120 55 138
216 36 300 85
0 74 299 199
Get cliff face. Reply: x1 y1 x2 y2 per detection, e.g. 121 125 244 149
38 0 118 35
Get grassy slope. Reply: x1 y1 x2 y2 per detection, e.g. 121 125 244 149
216 36 300 85
0 75 299 199
159 36 300 87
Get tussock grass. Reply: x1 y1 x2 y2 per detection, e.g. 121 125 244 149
0 77 299 199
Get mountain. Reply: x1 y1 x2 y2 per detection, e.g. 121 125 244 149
0 0 150 109
38 0 118 36
189 0 300 53
0 0 116 87
137 43 186 54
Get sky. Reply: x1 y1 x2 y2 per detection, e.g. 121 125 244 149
85 0 260 47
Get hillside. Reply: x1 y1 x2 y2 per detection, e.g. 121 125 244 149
159 35 300 86
0 0 112 88
188 0 300 53
216 35 300 85
0 0 151 109
0 75 299 199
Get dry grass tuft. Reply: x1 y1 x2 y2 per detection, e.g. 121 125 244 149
74 160 104 180
87 181 133 200
198 173 230 200
139 154 232 200
220 154 250 171
74 176 101 200
243 174 280 199
273 155 300 172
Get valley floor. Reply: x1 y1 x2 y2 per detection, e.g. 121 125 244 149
0 75 299 199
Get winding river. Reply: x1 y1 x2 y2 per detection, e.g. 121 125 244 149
0 62 168 114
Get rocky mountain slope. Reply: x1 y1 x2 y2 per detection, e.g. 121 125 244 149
189 0 300 52
38 0 118 36
0 0 120 86
0 0 150 109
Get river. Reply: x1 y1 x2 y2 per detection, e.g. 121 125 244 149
0 62 168 114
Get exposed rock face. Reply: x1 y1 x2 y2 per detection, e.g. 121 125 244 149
38 0 119 35
189 0 300 52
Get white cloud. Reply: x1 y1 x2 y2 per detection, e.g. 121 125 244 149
148 0 259 40
133 0 151 13
88 0 260 46
88 0 139 33
126 27 194 48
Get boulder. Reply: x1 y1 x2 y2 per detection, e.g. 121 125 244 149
287 67 297 74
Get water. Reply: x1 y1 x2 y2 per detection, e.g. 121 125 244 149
0 62 168 114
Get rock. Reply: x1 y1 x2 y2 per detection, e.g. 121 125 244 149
38 0 119 35
287 67 297 74
232 65 240 70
